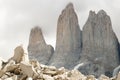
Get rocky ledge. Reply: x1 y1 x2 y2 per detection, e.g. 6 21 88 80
0 45 119 80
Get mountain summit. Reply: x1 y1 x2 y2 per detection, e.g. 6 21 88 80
28 26 54 64
48 3 82 69
78 10 120 77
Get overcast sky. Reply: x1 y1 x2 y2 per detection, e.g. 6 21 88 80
0 0 120 60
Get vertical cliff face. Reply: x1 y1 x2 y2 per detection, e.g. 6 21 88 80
28 26 54 65
48 3 82 69
78 10 120 77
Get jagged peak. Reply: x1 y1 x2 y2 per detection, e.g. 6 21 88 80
89 10 95 14
87 10 109 22
88 10 107 18
97 9 107 16
86 10 96 23
89 10 96 17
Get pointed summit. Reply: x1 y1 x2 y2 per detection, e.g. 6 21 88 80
28 26 54 64
66 2 74 9
49 3 82 69
29 26 46 46
59 2 77 23
88 10 107 19
89 10 96 17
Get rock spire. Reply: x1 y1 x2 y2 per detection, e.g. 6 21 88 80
49 3 82 69
28 26 54 64
78 10 120 77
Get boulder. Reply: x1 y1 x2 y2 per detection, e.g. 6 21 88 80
68 70 87 80
43 74 54 80
10 45 29 63
12 46 24 63
20 61 38 77
0 60 15 77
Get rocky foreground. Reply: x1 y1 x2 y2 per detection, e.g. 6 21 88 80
0 46 119 80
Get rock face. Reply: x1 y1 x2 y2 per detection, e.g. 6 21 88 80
78 10 120 77
28 27 54 64
48 3 82 69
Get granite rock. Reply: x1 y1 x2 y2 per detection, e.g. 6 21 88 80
48 3 82 69
78 10 120 77
28 26 54 64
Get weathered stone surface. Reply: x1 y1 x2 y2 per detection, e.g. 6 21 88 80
20 61 38 77
78 10 120 77
68 70 87 80
28 26 54 65
6 64 19 72
8 45 29 64
22 53 29 63
49 3 82 69
12 46 24 63
43 74 54 80
0 60 15 77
